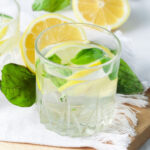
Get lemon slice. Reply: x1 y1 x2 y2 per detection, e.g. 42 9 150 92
44 41 113 92
72 0 130 30
20 14 86 73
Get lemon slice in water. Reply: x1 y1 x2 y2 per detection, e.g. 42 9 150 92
44 41 114 92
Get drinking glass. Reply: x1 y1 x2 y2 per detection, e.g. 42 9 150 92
35 23 121 137
0 0 20 55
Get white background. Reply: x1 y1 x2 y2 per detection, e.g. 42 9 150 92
16 0 150 149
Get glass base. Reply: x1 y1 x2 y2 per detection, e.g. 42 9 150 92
38 95 115 137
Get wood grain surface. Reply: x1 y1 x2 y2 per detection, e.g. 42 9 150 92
0 90 150 150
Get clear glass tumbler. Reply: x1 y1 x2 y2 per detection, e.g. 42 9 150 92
0 0 20 55
35 23 121 137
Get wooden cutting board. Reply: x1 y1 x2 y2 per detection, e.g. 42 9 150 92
0 90 150 150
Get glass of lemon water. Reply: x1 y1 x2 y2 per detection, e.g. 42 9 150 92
35 23 121 137
0 0 20 55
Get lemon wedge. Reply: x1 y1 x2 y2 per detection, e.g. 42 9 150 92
20 14 86 73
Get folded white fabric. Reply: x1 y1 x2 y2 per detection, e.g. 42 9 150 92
0 89 148 150
0 35 149 150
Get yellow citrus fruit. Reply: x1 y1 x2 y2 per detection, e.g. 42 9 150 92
20 14 86 73
72 0 130 30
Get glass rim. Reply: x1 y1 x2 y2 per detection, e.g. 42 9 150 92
0 0 20 27
35 23 121 70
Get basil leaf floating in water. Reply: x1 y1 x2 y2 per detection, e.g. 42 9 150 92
58 68 72 76
36 58 40 68
48 54 72 77
46 54 71 87
42 72 67 88
100 56 118 80
110 49 117 55
100 56 111 72
32 0 70 12
48 54 61 64
71 48 105 65
1 63 36 107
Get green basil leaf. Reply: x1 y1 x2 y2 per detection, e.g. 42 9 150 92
71 48 105 65
32 0 70 12
48 54 72 76
42 72 67 88
110 49 117 55
117 59 144 94
101 56 118 80
36 59 40 68
1 64 35 107
101 57 111 72
48 54 61 64
109 63 118 80
58 68 72 76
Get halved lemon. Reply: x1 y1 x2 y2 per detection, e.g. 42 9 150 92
72 0 130 30
20 14 86 73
